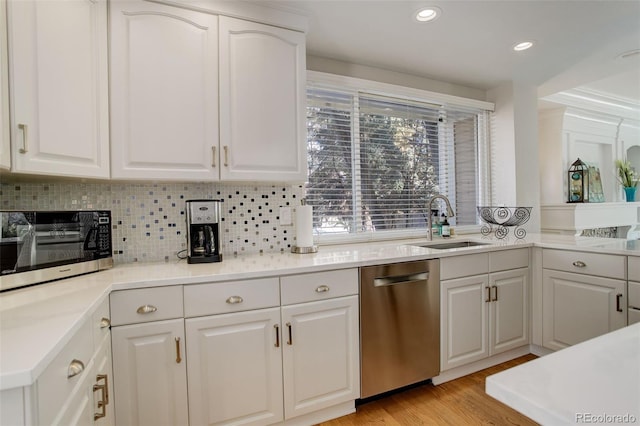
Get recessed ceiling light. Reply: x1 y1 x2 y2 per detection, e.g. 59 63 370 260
513 41 534 52
415 7 441 22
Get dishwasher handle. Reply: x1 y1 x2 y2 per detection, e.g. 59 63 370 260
373 272 429 287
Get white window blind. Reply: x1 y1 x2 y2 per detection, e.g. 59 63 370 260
306 85 490 242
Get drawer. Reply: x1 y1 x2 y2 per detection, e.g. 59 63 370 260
280 268 358 305
184 277 280 317
628 256 640 282
629 281 640 309
542 249 626 279
489 248 529 272
441 253 488 280
91 297 111 351
110 286 183 326
37 320 93 425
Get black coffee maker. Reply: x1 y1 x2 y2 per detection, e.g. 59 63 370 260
185 200 222 263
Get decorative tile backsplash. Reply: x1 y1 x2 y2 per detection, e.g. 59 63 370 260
0 181 305 264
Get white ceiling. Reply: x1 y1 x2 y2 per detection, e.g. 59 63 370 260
259 0 640 102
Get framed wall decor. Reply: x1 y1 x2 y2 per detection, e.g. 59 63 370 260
588 165 605 202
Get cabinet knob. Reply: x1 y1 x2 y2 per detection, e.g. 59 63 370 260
136 304 158 314
67 359 85 378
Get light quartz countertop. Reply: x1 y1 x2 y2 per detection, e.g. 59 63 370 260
486 322 640 425
0 232 638 391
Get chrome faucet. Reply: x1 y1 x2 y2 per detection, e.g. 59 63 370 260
427 194 455 240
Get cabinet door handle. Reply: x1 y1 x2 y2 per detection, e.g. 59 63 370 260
315 285 330 293
226 295 243 304
136 304 158 314
491 285 498 302
93 374 109 420
18 123 28 153
175 337 182 363
485 287 491 303
67 359 85 378
100 317 111 329
572 261 586 268
211 146 217 168
616 293 623 312
96 374 109 404
286 322 293 345
223 145 229 167
274 324 280 347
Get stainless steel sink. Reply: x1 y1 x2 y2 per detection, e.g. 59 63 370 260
414 241 491 250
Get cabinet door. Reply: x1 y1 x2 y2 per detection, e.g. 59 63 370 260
93 337 115 426
185 307 284 426
0 0 9 170
489 268 529 355
110 0 218 180
111 319 188 426
281 296 359 420
543 269 626 351
7 0 109 178
219 16 306 182
441 275 489 371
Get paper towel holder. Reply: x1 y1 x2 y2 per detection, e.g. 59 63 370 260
291 245 318 254
291 198 318 254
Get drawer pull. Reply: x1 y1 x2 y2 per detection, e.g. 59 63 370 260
136 304 158 314
491 285 498 302
315 285 330 293
175 337 182 363
226 295 244 304
572 261 587 268
616 293 623 313
286 322 293 345
67 359 85 378
223 145 229 167
274 324 280 347
211 146 216 167
100 317 111 328
485 286 491 303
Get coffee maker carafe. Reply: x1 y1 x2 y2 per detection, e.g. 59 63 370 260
186 200 222 263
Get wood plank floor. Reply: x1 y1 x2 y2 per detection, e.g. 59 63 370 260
318 355 539 426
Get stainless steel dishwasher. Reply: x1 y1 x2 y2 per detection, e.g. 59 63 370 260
360 259 440 399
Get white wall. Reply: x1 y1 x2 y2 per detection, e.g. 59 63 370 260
486 82 541 232
307 55 486 101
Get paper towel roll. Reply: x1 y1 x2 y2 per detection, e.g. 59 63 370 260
295 205 314 247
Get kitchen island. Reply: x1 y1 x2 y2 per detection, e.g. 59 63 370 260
486 322 640 425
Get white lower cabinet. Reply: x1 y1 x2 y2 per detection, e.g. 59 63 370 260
0 298 113 426
542 249 627 351
111 270 359 426
111 319 189 426
185 307 284 426
281 296 359 420
542 270 626 350
440 249 529 372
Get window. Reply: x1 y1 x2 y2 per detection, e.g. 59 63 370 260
306 74 492 243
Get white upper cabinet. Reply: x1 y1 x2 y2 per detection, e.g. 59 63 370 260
110 3 307 182
0 0 9 170
219 16 307 182
109 1 219 181
7 0 110 178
